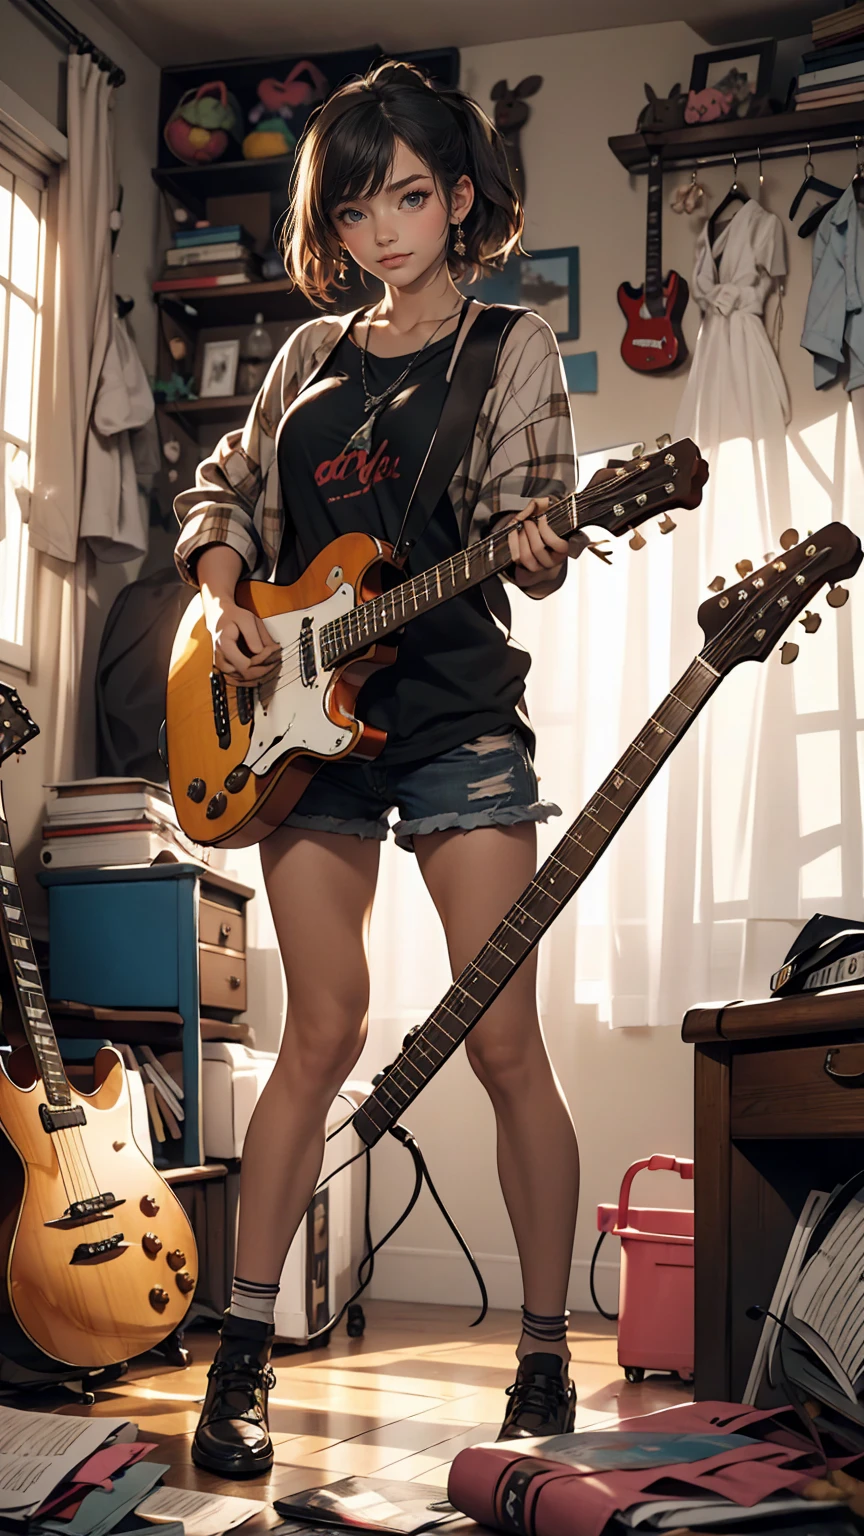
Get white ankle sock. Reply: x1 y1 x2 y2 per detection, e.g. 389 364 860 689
230 1275 280 1326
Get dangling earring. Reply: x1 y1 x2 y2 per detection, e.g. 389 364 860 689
453 222 466 257
337 247 347 280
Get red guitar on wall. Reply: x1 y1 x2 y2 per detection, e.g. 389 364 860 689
618 151 689 374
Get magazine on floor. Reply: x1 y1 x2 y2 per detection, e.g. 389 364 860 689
273 1480 459 1534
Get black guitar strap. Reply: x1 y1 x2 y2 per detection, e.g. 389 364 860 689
391 302 526 565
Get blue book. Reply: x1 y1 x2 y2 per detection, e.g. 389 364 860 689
802 43 864 69
174 225 249 247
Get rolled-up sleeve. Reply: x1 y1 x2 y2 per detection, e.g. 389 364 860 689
473 313 577 600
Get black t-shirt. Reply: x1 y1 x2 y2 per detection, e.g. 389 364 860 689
275 324 533 766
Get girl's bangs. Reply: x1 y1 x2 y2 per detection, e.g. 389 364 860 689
319 107 399 213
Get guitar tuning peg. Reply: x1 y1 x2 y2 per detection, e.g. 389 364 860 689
631 441 646 459
763 551 776 563
800 610 822 633
827 585 849 608
655 433 672 449
780 641 800 665
657 513 677 534
707 576 726 592
779 528 799 551
629 529 647 551
735 559 754 578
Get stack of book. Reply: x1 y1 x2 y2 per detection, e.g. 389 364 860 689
796 5 864 108
152 223 262 292
41 777 210 870
117 1043 185 1150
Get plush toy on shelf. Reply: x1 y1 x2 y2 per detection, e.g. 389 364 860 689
164 80 242 164
242 59 329 159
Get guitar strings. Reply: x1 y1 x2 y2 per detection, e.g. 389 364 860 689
211 467 655 730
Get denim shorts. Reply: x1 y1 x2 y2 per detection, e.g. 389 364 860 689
283 729 562 851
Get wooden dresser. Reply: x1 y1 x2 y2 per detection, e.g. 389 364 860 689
684 986 864 1402
40 862 254 1166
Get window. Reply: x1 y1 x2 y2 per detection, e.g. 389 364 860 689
0 143 46 670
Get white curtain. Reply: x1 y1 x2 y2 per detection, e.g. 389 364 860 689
367 417 864 1039
29 53 115 778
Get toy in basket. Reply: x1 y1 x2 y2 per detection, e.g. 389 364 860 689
595 1153 694 1384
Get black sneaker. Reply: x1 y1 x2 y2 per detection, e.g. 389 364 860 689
192 1312 276 1476
498 1352 576 1440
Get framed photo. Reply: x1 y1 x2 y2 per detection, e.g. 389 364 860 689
464 247 579 341
689 41 775 102
199 338 240 398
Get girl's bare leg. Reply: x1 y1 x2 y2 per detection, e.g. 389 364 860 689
415 822 579 1367
233 828 381 1282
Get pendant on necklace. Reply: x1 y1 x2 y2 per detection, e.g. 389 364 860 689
341 409 379 457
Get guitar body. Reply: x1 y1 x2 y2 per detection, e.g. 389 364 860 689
167 532 399 849
617 271 690 373
0 1046 197 1370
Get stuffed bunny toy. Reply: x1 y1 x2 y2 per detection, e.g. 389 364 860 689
491 75 543 204
636 83 687 133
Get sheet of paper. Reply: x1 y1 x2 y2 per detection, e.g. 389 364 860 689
135 1486 266 1536
41 1461 170 1536
0 1405 133 1512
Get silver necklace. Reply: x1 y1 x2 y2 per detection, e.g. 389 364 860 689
341 301 463 457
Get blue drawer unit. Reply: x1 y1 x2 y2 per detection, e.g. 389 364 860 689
40 863 253 1168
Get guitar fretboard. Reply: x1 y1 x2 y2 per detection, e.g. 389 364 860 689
0 784 69 1106
645 152 664 315
352 654 720 1146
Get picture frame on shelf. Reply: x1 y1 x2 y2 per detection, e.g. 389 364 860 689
689 41 776 103
199 338 240 398
464 246 579 341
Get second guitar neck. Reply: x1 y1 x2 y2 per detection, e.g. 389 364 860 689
353 653 721 1146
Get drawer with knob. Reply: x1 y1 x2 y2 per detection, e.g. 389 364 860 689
199 898 245 954
199 946 247 1011
731 1039 864 1137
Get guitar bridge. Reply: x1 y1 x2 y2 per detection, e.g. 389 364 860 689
66 1192 123 1220
70 1233 125 1264
39 1103 86 1133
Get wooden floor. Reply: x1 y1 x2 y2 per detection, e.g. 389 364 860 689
49 1301 688 1528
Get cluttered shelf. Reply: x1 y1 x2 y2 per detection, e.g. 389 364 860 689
154 276 312 328
151 153 295 214
610 101 864 172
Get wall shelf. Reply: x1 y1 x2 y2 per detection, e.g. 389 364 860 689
158 394 256 420
152 155 294 215
609 102 864 173
155 276 311 327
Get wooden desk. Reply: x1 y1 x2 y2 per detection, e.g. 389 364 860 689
683 986 864 1402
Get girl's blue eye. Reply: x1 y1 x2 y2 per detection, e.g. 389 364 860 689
338 208 363 224
403 190 429 209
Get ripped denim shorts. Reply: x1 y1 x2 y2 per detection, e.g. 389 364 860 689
282 728 562 852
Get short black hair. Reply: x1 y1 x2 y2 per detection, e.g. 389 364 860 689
285 59 523 304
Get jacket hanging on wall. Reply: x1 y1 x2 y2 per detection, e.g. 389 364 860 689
80 310 155 562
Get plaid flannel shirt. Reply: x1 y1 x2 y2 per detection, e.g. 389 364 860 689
174 300 577 601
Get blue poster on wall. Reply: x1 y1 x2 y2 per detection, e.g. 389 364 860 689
464 246 580 341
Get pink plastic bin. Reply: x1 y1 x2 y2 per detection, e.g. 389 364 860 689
596 1153 694 1383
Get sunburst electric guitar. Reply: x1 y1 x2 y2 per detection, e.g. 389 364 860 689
350 524 862 1146
0 686 198 1371
167 437 708 848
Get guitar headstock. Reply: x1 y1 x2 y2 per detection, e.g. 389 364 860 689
0 683 39 767
578 437 709 544
698 524 862 672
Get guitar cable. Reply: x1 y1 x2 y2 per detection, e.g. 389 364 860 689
304 1115 488 1346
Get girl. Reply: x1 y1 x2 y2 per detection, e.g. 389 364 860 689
174 60 582 1476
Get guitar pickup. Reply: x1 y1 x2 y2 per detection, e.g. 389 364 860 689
66 1192 123 1221
71 1233 125 1263
39 1103 86 1133
236 687 254 726
299 617 317 688
210 670 231 749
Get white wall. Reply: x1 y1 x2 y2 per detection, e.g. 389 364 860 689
0 0 160 923
361 17 856 1313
